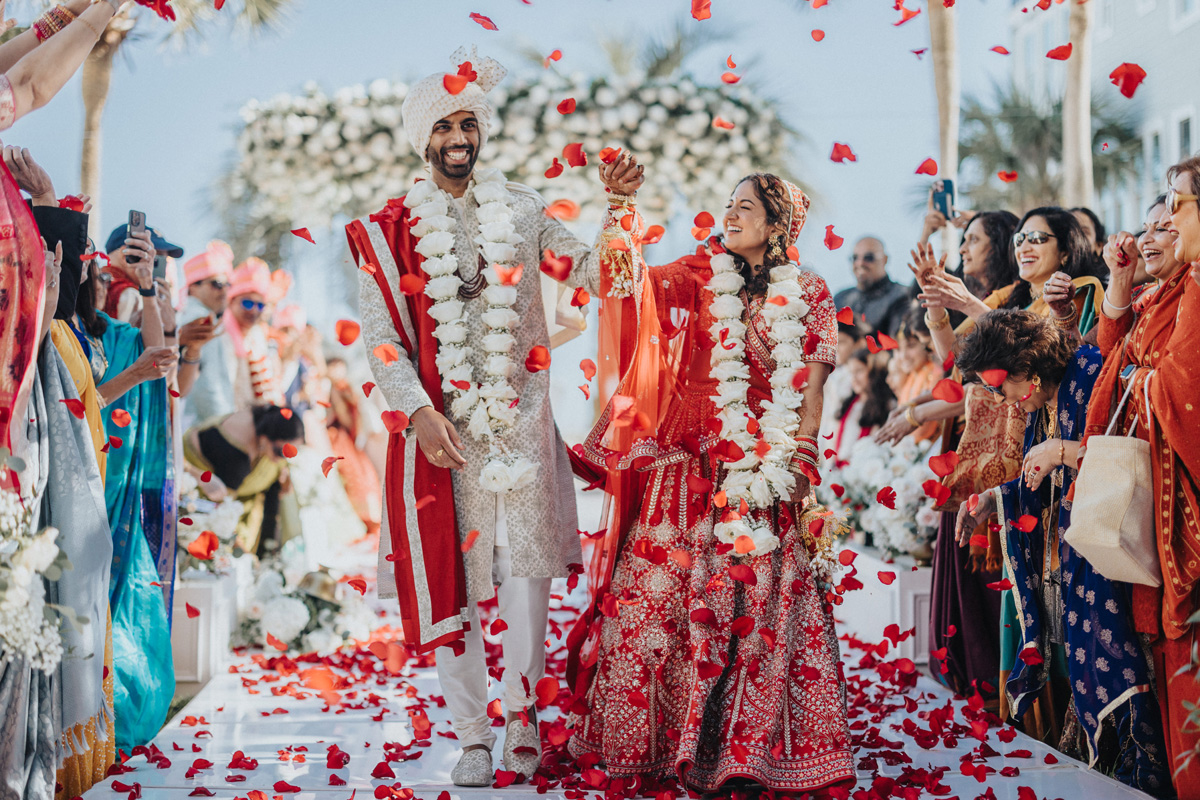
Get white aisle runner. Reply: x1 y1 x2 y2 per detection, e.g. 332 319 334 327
83 491 1155 800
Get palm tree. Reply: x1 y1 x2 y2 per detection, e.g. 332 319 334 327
22 0 293 235
1061 0 1095 208
927 0 958 253
957 83 1139 214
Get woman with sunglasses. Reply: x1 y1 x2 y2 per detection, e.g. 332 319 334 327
954 309 1170 795
1080 158 1200 798
183 404 304 556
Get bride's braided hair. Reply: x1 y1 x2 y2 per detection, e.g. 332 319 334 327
722 173 793 297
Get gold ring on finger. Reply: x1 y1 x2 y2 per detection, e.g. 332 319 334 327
435 449 445 458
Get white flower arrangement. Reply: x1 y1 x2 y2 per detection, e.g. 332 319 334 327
222 71 791 257
235 566 373 655
0 489 68 673
404 169 538 494
708 254 812 558
816 437 939 561
177 473 245 576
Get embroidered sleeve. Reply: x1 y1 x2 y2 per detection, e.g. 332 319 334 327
537 197 641 299
802 272 838 366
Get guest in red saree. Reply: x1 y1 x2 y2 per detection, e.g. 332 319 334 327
1084 162 1200 798
568 173 853 795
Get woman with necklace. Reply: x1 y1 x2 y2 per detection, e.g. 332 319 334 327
567 172 852 794
954 309 1169 796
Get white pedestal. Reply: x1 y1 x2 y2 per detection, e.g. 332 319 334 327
171 570 239 684
833 543 933 664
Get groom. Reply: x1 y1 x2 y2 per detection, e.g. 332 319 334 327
348 46 642 786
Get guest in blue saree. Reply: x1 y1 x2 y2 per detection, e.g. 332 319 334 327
72 248 180 750
954 309 1170 796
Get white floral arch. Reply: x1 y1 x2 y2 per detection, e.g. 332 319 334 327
221 68 795 260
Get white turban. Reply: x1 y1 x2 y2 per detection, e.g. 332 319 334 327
401 45 506 162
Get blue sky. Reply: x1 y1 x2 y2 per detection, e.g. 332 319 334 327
5 0 1016 308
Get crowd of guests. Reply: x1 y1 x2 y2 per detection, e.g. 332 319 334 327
0 12 384 789
821 165 1200 797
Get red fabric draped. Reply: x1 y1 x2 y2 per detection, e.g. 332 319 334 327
0 160 47 488
101 268 137 320
345 211 468 655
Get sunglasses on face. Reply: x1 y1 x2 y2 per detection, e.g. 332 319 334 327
852 253 878 264
1012 230 1056 247
981 382 1006 397
1167 187 1199 215
239 298 265 312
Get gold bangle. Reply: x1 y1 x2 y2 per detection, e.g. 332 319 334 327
925 311 951 332
905 404 921 428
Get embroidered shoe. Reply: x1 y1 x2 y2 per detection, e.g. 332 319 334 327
450 747 493 787
502 717 541 780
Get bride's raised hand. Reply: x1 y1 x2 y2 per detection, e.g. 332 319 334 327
598 152 644 196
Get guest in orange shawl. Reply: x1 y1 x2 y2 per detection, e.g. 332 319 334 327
1084 157 1200 798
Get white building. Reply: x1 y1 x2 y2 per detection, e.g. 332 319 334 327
1010 0 1200 232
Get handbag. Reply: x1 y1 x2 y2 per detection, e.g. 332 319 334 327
1064 367 1161 586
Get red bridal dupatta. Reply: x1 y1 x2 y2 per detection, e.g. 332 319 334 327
0 161 47 487
346 203 469 655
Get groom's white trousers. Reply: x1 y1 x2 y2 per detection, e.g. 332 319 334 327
434 545 552 750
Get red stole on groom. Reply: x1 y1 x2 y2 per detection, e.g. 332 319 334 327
346 201 469 654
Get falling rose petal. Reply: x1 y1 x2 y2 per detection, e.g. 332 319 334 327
990 45 1010 55
461 529 480 553
493 263 523 286
60 398 86 419
1018 647 1044 666
928 452 959 478
185 603 200 619
911 47 928 59
557 97 576 114
1014 514 1038 533
968 492 980 513
543 48 562 68
187 531 218 560
876 486 897 509
281 443 298 458
922 479 951 506
58 194 86 211
823 225 844 250
637 223 665 243
893 2 921 25
266 632 289 651
830 142 857 163
380 410 409 435
290 228 315 244
1046 43 1073 60
878 571 896 586
791 365 810 391
598 146 623 164
915 158 938 175
335 320 360 346
524 345 551 373
865 335 880 354
535 676 559 708
110 408 132 428
570 287 590 307
468 11 498 29
346 578 367 596
694 211 716 228
200 471 212 482
836 307 854 325
544 198 580 221
493 770 519 789
980 368 1008 387
321 456 343 477
280 408 293 420
539 248 573 281
931 378 964 403
729 564 757 585
442 73 469 95
786 245 800 262
726 54 737 69
544 157 564 179
398 274 426 296
811 29 825 41
362 381 375 397
563 142 588 167
372 343 400 365
691 0 711 20
712 117 735 130
877 332 899 351
580 358 597 381
996 170 1020 184
1109 62 1147 99
734 535 756 555
987 578 1014 591
691 226 711 241
969 533 990 548
831 483 845 499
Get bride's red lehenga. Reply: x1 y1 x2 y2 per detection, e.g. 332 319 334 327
566 232 854 793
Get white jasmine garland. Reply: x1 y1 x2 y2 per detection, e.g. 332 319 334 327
708 254 813 557
402 168 538 493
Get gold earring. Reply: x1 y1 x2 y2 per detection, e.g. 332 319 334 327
768 236 784 263
1032 375 1042 392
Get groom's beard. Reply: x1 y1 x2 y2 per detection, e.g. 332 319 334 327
429 144 477 181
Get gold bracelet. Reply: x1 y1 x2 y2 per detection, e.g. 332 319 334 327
1051 307 1078 329
606 192 636 208
905 404 921 428
925 310 951 331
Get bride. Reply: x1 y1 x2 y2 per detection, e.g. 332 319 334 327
567 162 854 794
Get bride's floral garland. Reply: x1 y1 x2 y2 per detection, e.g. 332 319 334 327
708 253 812 557
404 168 537 493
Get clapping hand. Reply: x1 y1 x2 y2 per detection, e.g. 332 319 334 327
1042 271 1076 320
598 152 644 196
1102 232 1138 288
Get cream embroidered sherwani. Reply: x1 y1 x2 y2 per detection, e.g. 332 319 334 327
358 180 613 603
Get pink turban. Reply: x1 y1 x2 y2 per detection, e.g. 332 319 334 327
183 240 234 287
228 257 272 300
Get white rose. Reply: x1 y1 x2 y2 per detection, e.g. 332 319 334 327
476 222 516 244
480 308 520 329
746 523 780 557
479 459 514 493
478 381 517 402
302 627 344 657
411 215 455 238
483 354 514 378
468 402 493 440
432 323 467 344
411 198 450 222
710 253 736 273
709 294 743 320
721 468 754 497
473 181 509 205
482 284 517 306
508 457 539 491
449 387 480 419
711 359 750 383
254 570 285 600
488 400 519 428
425 275 461 301
713 517 752 545
707 272 744 294
768 264 800 284
749 473 773 508
476 202 513 225
443 364 473 385
760 462 795 498
421 255 459 277
479 242 518 264
769 318 806 342
415 230 456 258
434 344 466 371
260 596 311 646
710 340 746 361
481 332 516 353
714 379 749 407
14 527 59 574
772 342 805 365
426 299 464 324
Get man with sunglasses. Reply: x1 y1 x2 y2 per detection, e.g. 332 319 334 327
832 236 912 337
179 240 239 428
